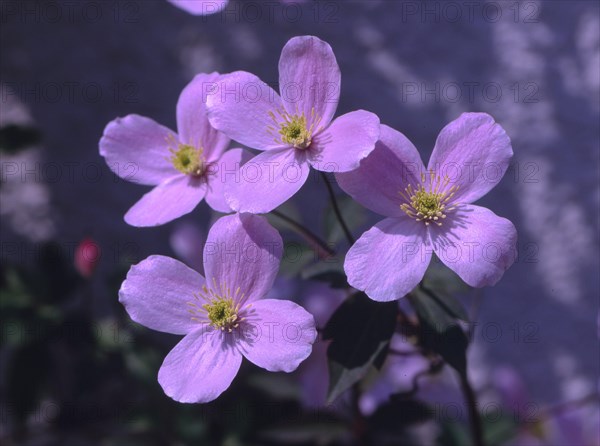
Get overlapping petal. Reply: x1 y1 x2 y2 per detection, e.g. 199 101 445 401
336 124 425 217
225 148 310 214
278 35 341 129
345 217 431 301
124 175 206 227
428 113 513 204
206 71 285 151
176 72 230 162
99 114 176 185
203 213 283 304
237 299 317 372
158 328 242 403
119 255 205 335
429 205 517 287
308 110 380 173
205 148 253 213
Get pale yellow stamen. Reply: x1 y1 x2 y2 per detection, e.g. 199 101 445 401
399 171 460 226
167 135 206 176
267 108 322 149
186 278 250 332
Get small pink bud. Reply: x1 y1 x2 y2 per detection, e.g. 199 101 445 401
75 237 100 278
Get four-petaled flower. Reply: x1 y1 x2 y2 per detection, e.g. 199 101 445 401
119 213 317 403
337 113 518 301
206 35 381 214
100 72 251 227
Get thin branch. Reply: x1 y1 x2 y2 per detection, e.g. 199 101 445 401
320 172 355 245
270 209 335 259
459 371 485 446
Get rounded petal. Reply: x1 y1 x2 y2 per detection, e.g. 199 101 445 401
167 0 228 15
237 299 317 372
158 328 242 403
336 124 426 217
119 255 205 335
225 148 310 214
206 71 286 151
278 35 340 128
428 113 513 204
124 175 206 227
176 72 231 162
429 205 517 287
203 213 283 304
205 148 253 213
308 110 380 173
99 114 176 186
345 217 431 302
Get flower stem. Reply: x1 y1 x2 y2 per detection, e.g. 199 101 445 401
459 371 485 446
320 172 355 245
270 209 335 259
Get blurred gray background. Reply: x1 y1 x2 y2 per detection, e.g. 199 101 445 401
1 0 598 417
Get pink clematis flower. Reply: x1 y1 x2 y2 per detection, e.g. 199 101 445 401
205 35 381 214
119 213 317 403
337 113 517 302
167 0 228 15
100 72 251 227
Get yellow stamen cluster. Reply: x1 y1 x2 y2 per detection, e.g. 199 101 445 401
399 172 459 226
267 108 322 149
187 279 248 332
168 136 206 176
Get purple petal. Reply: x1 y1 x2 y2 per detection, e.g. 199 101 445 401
205 148 253 213
99 114 176 185
428 113 513 204
225 148 310 214
299 282 345 329
203 213 283 304
278 35 340 129
309 110 380 173
176 72 230 162
124 175 207 227
297 339 329 407
429 205 517 287
237 299 317 372
345 217 431 302
167 0 228 15
170 222 205 274
158 327 241 403
206 71 286 151
336 124 426 217
119 255 205 335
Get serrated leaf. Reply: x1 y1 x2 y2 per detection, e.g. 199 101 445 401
323 292 398 403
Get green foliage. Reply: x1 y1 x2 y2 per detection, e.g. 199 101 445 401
323 292 398 403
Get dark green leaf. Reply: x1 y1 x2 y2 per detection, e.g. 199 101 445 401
6 342 50 423
409 291 468 376
323 292 398 403
301 261 347 289
324 193 366 244
424 286 469 322
369 397 433 431
0 124 42 154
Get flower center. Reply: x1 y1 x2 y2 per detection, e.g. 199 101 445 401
203 298 240 331
169 139 206 176
399 172 459 226
187 280 248 332
267 108 322 149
